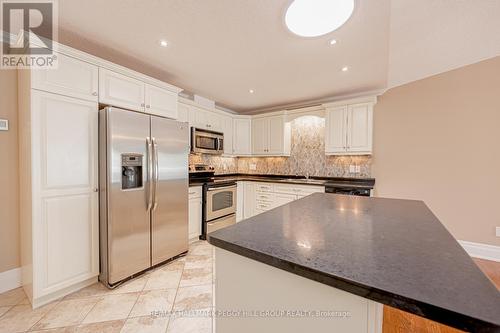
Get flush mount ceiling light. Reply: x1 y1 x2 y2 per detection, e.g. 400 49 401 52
249 89 255 94
329 39 337 45
159 40 168 47
285 0 354 37
341 66 349 72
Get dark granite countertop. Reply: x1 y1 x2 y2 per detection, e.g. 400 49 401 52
208 193 500 332
190 173 375 188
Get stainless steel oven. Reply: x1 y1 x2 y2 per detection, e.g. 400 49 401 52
205 183 236 234
191 127 224 155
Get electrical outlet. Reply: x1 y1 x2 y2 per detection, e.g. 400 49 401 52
249 163 257 171
496 227 500 237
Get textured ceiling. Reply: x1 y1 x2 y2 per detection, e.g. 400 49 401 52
51 0 500 113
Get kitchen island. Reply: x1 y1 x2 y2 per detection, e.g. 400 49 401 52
208 193 500 333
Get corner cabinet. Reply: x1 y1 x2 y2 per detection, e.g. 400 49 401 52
252 115 290 156
233 117 252 156
99 68 179 119
325 100 375 155
18 59 100 308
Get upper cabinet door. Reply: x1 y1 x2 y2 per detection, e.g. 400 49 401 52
325 106 347 154
32 53 98 102
252 118 269 155
233 118 252 155
222 115 234 156
177 103 190 123
99 68 145 112
268 116 285 155
144 84 178 119
347 103 373 153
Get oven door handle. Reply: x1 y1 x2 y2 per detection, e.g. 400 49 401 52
207 185 236 192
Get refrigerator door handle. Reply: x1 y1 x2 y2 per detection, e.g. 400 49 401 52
152 137 159 211
146 137 153 212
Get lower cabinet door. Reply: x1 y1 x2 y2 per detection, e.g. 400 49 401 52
32 90 99 296
189 197 202 240
243 182 256 218
273 193 297 208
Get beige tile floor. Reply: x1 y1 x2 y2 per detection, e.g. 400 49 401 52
0 241 214 333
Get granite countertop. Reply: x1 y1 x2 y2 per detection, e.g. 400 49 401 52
208 193 500 332
190 173 375 188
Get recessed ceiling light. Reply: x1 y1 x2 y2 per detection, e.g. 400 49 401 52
341 66 349 72
159 40 168 47
329 39 337 45
249 89 255 94
285 0 354 37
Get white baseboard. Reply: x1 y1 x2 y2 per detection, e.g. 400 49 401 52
459 240 500 262
0 267 22 294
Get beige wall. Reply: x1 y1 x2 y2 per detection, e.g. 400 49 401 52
373 56 500 246
0 69 20 273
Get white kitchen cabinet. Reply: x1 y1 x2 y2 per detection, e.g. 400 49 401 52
221 115 234 156
252 115 290 156
144 84 178 119
252 118 268 154
325 106 347 154
99 68 145 112
32 53 98 102
236 182 244 222
347 103 373 153
241 182 325 218
243 182 256 219
273 193 296 208
325 102 374 155
18 82 99 307
190 106 222 131
177 102 190 123
233 117 252 155
188 186 203 241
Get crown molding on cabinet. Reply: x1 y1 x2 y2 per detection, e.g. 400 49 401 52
3 30 182 94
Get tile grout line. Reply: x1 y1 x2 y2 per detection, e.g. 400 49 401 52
165 250 188 333
124 273 151 323
26 297 63 332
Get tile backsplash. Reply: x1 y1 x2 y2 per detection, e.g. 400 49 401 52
189 115 372 178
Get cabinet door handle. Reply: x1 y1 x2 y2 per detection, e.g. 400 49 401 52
141 103 145 107
93 188 99 192
92 92 98 96
189 191 196 195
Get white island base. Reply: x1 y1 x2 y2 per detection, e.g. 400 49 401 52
214 248 383 333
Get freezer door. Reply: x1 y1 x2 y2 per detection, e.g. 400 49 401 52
151 117 189 265
103 108 152 285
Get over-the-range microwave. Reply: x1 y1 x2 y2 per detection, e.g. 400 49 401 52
191 127 224 155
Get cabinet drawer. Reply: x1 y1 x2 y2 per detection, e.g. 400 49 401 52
295 185 324 195
189 186 202 199
273 184 297 195
255 183 273 192
274 184 324 195
255 201 272 211
255 193 273 202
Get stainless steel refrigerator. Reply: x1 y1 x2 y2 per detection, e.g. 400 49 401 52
99 107 189 287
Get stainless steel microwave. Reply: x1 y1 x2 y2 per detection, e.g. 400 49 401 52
191 127 224 155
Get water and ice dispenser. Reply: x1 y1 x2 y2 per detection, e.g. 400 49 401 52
121 153 143 190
